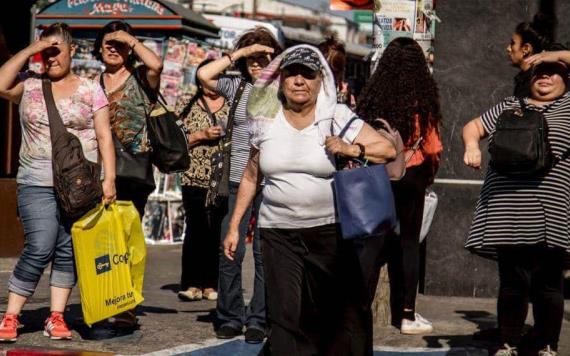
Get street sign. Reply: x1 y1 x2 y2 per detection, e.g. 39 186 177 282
353 10 373 23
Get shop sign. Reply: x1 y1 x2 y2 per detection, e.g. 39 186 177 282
45 0 169 17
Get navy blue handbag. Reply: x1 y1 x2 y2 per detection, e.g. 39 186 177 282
332 118 397 240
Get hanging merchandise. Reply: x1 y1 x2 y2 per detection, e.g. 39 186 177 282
372 0 440 71
142 171 185 244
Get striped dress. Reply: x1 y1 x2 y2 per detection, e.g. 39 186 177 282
465 92 570 259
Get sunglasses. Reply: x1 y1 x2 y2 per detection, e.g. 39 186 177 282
41 46 61 59
532 62 569 78
282 65 319 80
104 40 129 50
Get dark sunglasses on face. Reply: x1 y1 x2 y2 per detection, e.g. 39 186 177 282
104 39 129 51
41 46 61 59
282 65 319 80
532 62 569 78
247 55 270 65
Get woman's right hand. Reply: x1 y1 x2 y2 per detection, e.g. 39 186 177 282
223 228 240 261
464 146 482 169
26 38 58 56
203 126 223 140
235 44 275 59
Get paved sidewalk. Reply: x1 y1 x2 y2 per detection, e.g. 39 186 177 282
0 245 569 355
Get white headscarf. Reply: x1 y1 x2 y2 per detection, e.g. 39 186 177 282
247 44 350 147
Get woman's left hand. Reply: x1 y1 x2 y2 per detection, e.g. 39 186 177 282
102 178 117 205
525 51 562 66
325 136 353 157
105 30 137 48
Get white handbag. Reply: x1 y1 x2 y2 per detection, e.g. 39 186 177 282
419 189 438 243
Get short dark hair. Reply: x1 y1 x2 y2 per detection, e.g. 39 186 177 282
318 35 346 85
40 22 73 44
234 27 283 82
515 12 557 54
93 21 136 66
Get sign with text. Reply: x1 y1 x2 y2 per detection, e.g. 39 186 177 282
41 0 173 17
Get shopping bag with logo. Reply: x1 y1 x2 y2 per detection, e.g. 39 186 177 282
114 201 147 295
71 202 144 326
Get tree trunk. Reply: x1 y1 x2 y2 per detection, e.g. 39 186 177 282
372 264 391 326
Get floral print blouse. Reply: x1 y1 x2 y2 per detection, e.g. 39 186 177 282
17 71 108 187
176 92 229 189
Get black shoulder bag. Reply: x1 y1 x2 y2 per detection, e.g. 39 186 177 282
133 68 190 173
205 79 246 207
489 98 563 177
43 79 102 219
100 74 155 187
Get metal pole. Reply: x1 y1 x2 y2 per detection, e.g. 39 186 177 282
252 0 257 18
29 4 37 44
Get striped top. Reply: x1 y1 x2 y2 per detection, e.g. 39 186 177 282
465 92 570 259
216 76 253 183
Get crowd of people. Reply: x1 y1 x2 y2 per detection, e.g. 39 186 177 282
0 8 568 356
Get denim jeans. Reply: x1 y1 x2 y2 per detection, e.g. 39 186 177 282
9 185 76 297
217 181 265 331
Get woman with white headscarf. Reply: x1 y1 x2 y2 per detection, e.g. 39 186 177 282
223 45 396 355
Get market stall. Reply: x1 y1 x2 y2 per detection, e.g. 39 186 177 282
34 0 223 244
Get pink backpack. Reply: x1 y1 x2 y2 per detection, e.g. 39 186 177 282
374 118 422 181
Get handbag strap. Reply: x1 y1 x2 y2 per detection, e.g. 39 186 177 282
99 72 145 150
223 79 246 146
336 116 360 139
42 78 67 144
199 96 218 126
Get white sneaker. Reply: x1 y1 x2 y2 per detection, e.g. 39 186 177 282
494 344 518 356
414 313 432 326
400 315 434 335
538 346 557 356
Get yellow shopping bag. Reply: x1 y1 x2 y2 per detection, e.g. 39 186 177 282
72 201 146 326
114 201 146 296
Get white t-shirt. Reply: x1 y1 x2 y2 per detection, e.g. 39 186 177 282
257 105 363 229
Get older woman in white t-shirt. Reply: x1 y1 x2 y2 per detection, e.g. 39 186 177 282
223 45 396 355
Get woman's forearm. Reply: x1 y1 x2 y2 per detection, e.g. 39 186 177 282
94 108 116 182
131 40 163 89
0 46 34 102
462 117 485 149
187 131 207 147
196 55 233 92
361 140 397 163
227 150 261 232
352 124 397 163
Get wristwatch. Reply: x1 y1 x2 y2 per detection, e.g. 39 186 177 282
355 143 365 160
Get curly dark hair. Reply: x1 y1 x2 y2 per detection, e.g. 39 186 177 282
356 37 441 145
233 27 283 82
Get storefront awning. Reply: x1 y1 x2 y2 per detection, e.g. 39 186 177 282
35 0 220 39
